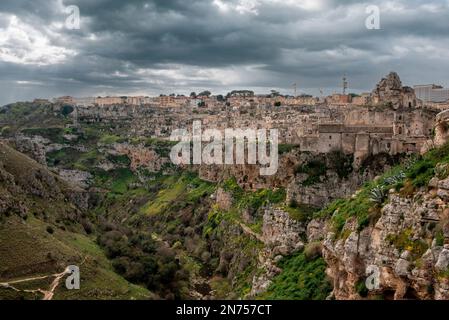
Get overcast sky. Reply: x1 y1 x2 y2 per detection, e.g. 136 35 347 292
1 0 449 105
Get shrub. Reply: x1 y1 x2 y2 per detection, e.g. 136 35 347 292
383 171 406 186
263 252 332 300
435 229 445 247
407 159 434 188
369 186 387 205
304 242 322 261
46 226 54 234
435 163 449 180
278 144 299 155
222 177 243 198
386 229 428 258
289 199 299 209
0 126 11 137
355 280 369 298
329 150 353 179
296 160 327 186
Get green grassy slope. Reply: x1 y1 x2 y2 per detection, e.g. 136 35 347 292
0 142 152 300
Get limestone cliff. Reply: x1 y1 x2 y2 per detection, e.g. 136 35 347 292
317 156 449 300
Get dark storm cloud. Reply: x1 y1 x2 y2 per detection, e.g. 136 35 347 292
1 0 449 104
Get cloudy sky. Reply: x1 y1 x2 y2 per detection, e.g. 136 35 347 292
1 0 449 105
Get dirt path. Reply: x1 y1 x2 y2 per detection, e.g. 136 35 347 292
0 266 73 300
43 267 71 300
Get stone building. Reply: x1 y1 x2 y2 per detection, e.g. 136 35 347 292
370 72 418 109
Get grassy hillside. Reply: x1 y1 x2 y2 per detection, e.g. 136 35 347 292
0 141 152 300
261 251 331 300
0 216 152 300
0 102 68 135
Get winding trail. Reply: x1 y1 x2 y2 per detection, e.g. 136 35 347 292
0 257 87 300
0 267 71 300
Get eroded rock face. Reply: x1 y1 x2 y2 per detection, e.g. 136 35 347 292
262 208 305 253
113 143 169 172
434 110 449 147
307 219 327 243
250 208 305 296
12 135 48 165
197 151 297 190
288 171 365 208
57 169 92 189
322 182 449 300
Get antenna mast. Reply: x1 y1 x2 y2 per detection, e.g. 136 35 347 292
342 74 348 95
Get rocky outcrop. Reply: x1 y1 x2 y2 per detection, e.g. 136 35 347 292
322 175 449 300
197 151 297 190
113 143 169 172
434 110 449 147
56 169 92 189
250 208 305 296
262 208 305 254
12 135 48 165
287 171 364 208
371 72 417 109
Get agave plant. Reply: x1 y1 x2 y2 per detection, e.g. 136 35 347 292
369 186 387 205
435 163 449 180
384 171 406 186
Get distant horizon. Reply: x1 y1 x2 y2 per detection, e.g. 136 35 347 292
6 75 445 106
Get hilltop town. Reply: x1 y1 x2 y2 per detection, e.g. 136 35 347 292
39 72 449 111
49 73 446 169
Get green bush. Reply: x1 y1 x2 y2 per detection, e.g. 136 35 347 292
296 160 327 186
407 159 434 188
278 144 300 155
22 127 65 144
355 280 369 298
369 186 387 205
97 227 185 297
435 230 445 247
107 154 131 166
263 252 332 300
385 228 428 258
329 150 353 179
222 177 243 198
